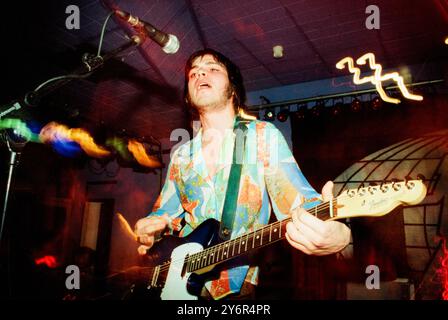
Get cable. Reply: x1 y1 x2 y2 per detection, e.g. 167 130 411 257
97 11 115 57
32 73 92 93
30 11 115 96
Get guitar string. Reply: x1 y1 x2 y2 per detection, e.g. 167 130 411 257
189 196 336 264
154 198 337 274
154 184 403 274
192 181 415 264
152 182 415 275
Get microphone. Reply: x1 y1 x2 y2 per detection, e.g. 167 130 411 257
114 9 180 54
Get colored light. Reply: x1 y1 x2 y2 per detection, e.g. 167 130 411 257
52 139 82 157
370 95 383 110
39 122 111 158
0 118 40 142
238 109 257 120
277 109 289 122
106 137 133 161
35 255 57 268
128 139 162 168
264 109 275 121
350 98 362 112
331 101 344 116
439 239 448 300
336 52 423 104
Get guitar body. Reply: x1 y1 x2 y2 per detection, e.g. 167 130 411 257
145 219 222 300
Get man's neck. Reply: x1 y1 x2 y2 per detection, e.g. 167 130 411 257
199 104 236 143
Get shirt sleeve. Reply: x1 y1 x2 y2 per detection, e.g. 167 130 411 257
147 151 185 235
261 122 322 220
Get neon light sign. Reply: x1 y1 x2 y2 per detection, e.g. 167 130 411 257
336 53 423 104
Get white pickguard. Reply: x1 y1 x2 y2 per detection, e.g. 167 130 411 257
160 242 204 300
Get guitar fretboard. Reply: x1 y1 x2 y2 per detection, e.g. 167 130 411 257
186 199 336 273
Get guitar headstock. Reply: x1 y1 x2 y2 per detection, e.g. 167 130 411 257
334 179 427 219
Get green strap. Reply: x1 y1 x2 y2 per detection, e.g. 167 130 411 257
219 117 250 240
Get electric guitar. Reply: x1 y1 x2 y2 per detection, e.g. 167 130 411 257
132 179 427 300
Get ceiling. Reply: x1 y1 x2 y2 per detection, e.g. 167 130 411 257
2 0 447 141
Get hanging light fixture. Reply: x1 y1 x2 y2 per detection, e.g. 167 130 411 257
331 99 344 116
264 108 275 121
294 104 307 120
277 107 289 122
370 95 383 111
311 100 325 118
350 97 362 112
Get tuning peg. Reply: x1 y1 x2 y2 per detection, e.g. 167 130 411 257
403 175 417 189
391 178 401 191
380 180 389 193
417 174 426 181
367 182 378 194
406 180 416 189
358 183 366 196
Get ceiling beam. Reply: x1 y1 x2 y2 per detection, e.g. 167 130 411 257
185 0 209 49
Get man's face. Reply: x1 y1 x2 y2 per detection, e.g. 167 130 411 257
187 54 233 112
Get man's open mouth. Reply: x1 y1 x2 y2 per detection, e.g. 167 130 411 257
197 82 211 90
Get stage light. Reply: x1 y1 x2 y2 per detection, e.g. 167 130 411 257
311 101 325 118
294 104 307 120
264 109 275 121
350 98 362 112
331 100 344 116
277 107 289 122
370 95 382 110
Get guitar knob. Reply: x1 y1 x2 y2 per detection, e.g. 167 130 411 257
359 188 366 196
380 184 389 193
393 182 402 191
348 190 356 197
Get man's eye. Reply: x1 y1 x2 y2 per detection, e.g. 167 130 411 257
210 68 219 72
189 73 196 78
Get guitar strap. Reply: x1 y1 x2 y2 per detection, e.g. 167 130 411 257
219 116 251 241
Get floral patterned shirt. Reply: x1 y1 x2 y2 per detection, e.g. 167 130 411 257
148 118 321 299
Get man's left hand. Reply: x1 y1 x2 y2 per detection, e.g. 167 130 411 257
285 181 351 255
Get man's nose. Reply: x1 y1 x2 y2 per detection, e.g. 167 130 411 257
196 69 206 78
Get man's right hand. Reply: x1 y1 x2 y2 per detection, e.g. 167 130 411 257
134 214 169 255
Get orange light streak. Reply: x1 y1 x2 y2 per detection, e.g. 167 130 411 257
128 139 162 168
39 122 110 158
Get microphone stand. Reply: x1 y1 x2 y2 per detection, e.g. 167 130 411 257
0 131 26 245
0 34 145 250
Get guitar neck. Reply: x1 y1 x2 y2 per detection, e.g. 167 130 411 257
186 199 335 273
